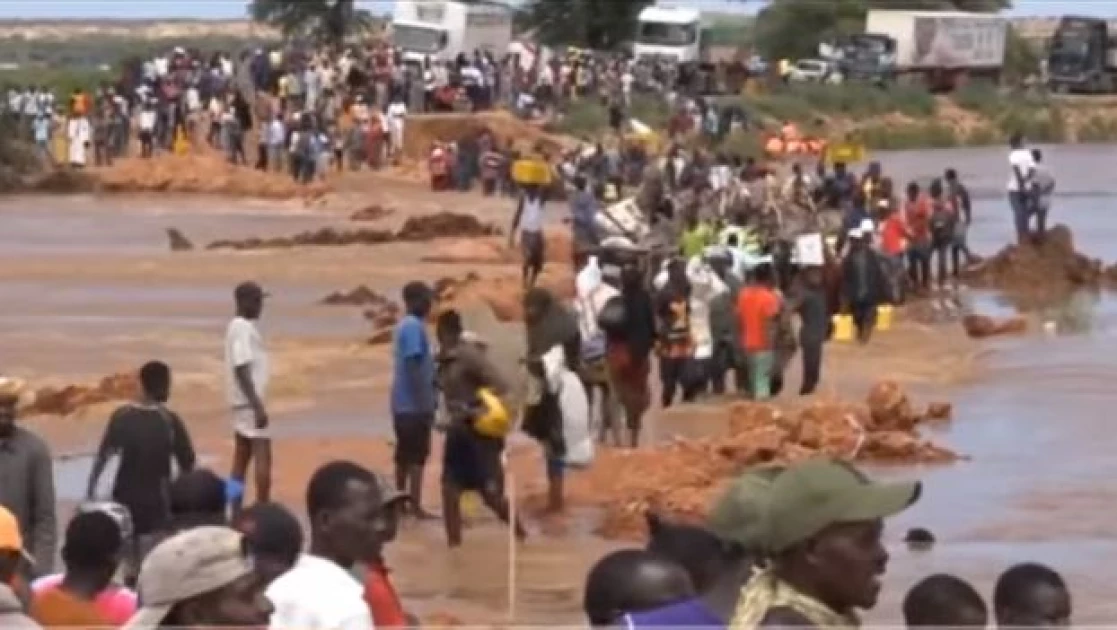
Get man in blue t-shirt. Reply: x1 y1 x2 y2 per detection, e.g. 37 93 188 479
391 281 437 518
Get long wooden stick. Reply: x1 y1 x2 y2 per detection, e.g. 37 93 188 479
506 450 517 622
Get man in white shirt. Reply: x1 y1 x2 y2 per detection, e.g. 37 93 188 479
1006 133 1036 245
510 185 547 288
138 101 157 158
385 97 407 160
265 461 381 630
225 281 270 513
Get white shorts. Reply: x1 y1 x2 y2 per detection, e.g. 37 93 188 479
232 406 270 440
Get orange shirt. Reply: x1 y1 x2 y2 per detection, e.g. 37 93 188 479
364 563 407 628
738 286 781 352
31 588 111 628
881 214 908 256
905 196 932 243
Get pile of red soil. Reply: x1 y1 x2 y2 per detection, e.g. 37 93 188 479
206 227 395 250
396 212 502 240
962 314 1028 338
26 372 139 417
320 285 394 307
420 228 573 266
349 204 395 222
434 269 575 323
198 212 501 251
97 154 330 199
963 225 1104 298
534 382 956 540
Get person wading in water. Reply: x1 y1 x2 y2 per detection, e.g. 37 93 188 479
225 281 271 514
435 310 526 547
522 288 581 513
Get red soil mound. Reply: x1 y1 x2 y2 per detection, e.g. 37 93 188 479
527 382 957 540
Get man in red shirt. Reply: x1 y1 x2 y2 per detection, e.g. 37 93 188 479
903 181 932 295
880 206 911 303
363 474 412 627
736 264 782 400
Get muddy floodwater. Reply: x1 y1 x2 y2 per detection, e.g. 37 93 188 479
4 145 1117 623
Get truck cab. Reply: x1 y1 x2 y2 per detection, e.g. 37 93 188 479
1047 16 1117 93
633 6 703 64
819 34 897 84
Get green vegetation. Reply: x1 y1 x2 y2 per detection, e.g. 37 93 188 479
553 83 1117 153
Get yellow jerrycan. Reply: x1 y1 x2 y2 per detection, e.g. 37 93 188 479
831 314 854 342
876 305 894 332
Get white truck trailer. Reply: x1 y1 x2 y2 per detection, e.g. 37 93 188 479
865 10 1007 89
391 0 513 64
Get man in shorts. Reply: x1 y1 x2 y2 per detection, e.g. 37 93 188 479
390 282 437 518
224 281 270 515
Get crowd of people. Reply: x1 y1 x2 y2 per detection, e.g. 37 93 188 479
0 31 1072 630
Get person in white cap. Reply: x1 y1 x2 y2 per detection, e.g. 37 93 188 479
122 526 270 630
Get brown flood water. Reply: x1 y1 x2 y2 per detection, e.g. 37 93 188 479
4 145 1117 624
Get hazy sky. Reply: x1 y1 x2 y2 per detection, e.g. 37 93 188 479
0 0 1111 20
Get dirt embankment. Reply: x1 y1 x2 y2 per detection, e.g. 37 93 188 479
963 225 1117 302
403 111 574 161
23 372 139 417
97 153 331 199
187 212 503 251
526 382 955 540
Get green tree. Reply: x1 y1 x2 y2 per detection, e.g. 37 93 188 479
753 0 1012 60
247 0 373 46
521 0 651 50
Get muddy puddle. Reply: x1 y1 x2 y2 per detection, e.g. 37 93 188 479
5 146 1117 622
54 451 219 502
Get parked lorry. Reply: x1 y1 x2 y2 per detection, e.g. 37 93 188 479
391 0 513 65
1046 16 1117 94
864 10 1008 90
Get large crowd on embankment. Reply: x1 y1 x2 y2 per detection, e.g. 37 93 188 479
1 38 1114 630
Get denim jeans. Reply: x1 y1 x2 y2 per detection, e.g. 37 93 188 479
1008 191 1032 242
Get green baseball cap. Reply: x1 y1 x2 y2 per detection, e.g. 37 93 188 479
707 463 786 550
765 457 921 553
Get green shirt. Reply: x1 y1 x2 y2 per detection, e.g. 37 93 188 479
680 224 712 259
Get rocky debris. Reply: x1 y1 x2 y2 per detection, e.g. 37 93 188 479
206 227 396 250
532 382 957 540
166 228 194 251
962 314 1028 339
97 154 331 199
349 204 395 222
25 372 139 417
396 212 502 241
963 225 1104 298
368 329 394 345
320 285 394 307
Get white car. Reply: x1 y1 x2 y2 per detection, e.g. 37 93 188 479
789 59 841 84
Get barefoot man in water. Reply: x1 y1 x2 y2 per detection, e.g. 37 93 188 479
226 281 270 514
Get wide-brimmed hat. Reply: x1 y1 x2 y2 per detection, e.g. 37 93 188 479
122 527 253 630
764 457 920 553
0 377 28 406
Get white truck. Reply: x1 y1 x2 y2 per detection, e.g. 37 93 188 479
632 5 704 64
391 0 513 65
864 10 1007 89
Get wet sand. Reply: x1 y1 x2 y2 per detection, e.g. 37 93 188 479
6 145 1117 623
